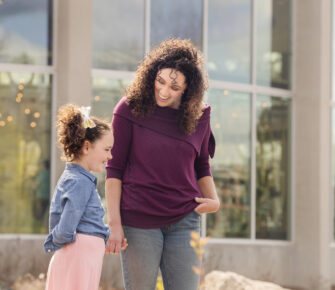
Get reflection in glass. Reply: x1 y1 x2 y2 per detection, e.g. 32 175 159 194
150 0 202 49
207 89 251 238
92 0 145 70
208 0 251 83
0 0 52 65
91 78 130 122
0 72 52 233
256 95 291 239
91 78 130 202
256 0 292 89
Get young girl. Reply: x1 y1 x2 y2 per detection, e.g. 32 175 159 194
44 104 127 290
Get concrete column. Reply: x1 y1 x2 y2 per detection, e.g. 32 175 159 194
53 0 93 179
294 0 332 289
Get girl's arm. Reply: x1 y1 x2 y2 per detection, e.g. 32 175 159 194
46 179 92 251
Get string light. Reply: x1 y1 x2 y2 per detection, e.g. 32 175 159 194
0 113 2 117
94 95 100 101
24 108 31 114
215 123 221 129
0 121 5 127
7 116 13 122
262 102 268 108
17 93 23 98
30 122 37 128
224 90 229 96
16 97 22 103
18 84 24 90
34 112 40 118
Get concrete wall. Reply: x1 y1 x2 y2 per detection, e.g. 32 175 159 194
204 242 294 288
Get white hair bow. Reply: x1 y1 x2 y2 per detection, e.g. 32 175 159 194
78 106 96 128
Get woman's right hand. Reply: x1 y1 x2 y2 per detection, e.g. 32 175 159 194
106 223 128 254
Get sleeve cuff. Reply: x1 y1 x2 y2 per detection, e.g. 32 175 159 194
196 169 212 180
106 167 123 180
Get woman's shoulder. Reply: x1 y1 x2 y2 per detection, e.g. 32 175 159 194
198 102 211 120
114 96 130 114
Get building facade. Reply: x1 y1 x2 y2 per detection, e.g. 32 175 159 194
0 0 333 289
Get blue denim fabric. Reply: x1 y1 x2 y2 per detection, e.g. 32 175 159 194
44 163 109 253
121 211 200 290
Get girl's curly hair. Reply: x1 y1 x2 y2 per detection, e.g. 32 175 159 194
57 104 111 162
126 38 208 135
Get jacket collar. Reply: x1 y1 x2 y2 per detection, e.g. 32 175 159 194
65 163 97 185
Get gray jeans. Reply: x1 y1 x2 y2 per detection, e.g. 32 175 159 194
121 211 201 290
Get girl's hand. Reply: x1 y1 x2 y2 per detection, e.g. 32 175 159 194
106 224 128 254
194 197 220 214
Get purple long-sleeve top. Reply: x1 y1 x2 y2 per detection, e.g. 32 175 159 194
106 97 215 228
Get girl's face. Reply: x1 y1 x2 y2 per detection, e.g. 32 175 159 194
154 68 187 109
84 131 114 173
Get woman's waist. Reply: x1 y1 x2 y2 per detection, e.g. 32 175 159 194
121 188 200 214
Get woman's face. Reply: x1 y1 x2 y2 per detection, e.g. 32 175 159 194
154 68 187 109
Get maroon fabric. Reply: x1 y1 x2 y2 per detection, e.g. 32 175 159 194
106 97 215 228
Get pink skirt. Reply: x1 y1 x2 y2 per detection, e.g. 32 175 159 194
45 234 105 290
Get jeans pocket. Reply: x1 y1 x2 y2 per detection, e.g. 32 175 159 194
176 211 200 230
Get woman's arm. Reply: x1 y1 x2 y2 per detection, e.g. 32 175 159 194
105 178 127 254
105 103 133 254
194 176 220 214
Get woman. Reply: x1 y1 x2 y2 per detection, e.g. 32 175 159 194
105 38 219 290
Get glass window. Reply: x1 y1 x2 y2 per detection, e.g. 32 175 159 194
256 95 291 239
92 0 145 71
256 0 292 89
208 0 251 83
0 72 52 233
0 0 52 65
91 78 130 122
333 1 335 101
91 78 130 201
207 89 251 238
150 0 203 49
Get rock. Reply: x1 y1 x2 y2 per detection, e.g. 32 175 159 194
202 271 291 290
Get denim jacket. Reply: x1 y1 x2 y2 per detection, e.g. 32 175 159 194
44 163 110 253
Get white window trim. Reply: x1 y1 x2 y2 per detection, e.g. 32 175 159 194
92 69 135 80
331 0 335 244
0 63 55 74
50 0 58 195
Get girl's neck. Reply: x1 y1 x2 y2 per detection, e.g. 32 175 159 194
71 158 89 172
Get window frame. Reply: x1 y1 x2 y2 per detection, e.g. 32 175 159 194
0 0 57 234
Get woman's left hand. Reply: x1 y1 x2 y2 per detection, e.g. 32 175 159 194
194 197 220 214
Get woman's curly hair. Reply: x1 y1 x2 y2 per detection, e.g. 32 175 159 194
126 38 208 135
57 104 111 162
